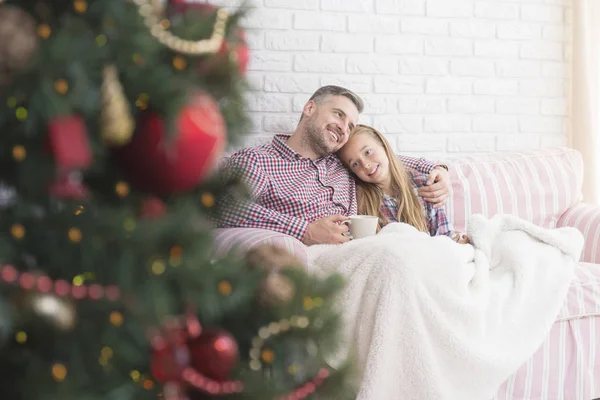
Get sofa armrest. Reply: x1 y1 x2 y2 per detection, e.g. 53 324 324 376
212 228 308 268
557 203 600 264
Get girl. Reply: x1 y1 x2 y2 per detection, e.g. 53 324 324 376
338 125 468 243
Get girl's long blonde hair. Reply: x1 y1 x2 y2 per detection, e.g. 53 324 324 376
342 125 428 233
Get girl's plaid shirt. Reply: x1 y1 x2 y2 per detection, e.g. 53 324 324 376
380 170 454 237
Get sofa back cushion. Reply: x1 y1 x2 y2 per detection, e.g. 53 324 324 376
446 147 584 233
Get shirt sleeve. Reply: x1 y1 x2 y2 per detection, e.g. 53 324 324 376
410 171 454 237
397 154 446 175
217 151 309 240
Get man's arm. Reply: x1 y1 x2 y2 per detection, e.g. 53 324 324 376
217 152 309 240
398 155 451 207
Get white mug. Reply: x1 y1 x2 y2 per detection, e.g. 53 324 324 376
343 215 379 239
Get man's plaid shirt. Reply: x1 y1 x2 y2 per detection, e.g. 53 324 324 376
218 134 439 241
380 170 454 237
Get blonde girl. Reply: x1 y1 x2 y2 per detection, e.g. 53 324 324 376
338 125 467 242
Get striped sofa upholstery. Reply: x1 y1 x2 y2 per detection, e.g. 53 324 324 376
213 146 600 399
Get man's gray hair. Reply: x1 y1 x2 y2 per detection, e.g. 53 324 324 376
299 85 364 122
308 85 364 113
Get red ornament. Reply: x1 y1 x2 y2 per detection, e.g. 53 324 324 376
187 329 239 382
140 196 167 219
48 171 89 200
47 115 92 169
151 331 191 384
114 92 226 195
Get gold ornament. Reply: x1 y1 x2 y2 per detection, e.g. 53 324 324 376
100 65 135 147
17 292 77 331
0 6 38 89
130 0 228 55
245 245 300 306
259 272 295 307
245 244 304 273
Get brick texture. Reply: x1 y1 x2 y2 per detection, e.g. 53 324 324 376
195 0 572 155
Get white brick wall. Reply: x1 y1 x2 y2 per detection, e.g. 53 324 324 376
201 0 572 157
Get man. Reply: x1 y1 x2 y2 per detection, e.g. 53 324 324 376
218 85 451 245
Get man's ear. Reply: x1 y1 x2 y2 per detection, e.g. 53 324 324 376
303 100 316 117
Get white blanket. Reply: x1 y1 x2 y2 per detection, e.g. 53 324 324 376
308 214 584 400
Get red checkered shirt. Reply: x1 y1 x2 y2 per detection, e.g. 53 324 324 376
380 169 454 237
218 134 439 241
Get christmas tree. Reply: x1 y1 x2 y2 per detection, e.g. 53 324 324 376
0 1 353 398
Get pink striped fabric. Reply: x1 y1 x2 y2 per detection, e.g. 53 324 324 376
212 227 308 266
495 263 600 400
557 203 600 264
447 147 584 234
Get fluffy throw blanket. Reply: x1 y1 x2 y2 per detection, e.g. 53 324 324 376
308 214 584 400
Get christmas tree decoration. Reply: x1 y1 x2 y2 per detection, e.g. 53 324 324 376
100 65 135 147
114 92 226 195
14 292 77 332
47 116 93 170
171 2 250 76
48 171 90 200
150 328 190 384
139 196 167 219
132 0 228 56
0 1 350 398
187 328 239 382
259 272 295 307
0 5 38 89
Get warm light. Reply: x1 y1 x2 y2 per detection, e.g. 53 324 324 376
201 192 215 208
96 34 107 46
130 370 141 382
261 349 275 363
151 259 166 275
68 227 82 243
72 275 84 286
15 107 27 121
37 24 51 39
54 79 69 95
11 224 25 239
73 0 87 13
172 56 187 71
115 181 130 197
218 280 232 296
12 145 26 161
143 380 154 390
109 311 124 326
52 363 67 382
15 331 27 344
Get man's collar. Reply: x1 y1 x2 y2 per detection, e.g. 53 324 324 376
272 134 337 163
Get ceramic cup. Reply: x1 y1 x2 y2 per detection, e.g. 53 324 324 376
343 215 379 239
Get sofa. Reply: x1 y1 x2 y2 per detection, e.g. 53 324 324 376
214 146 600 399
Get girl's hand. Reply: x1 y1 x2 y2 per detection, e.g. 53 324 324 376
452 232 470 244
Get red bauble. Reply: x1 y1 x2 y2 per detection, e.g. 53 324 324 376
49 171 89 200
114 93 226 195
187 329 239 382
151 330 191 383
140 196 167 219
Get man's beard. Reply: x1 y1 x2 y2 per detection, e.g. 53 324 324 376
303 115 332 158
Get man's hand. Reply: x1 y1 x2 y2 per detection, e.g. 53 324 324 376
302 215 351 245
418 166 451 209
